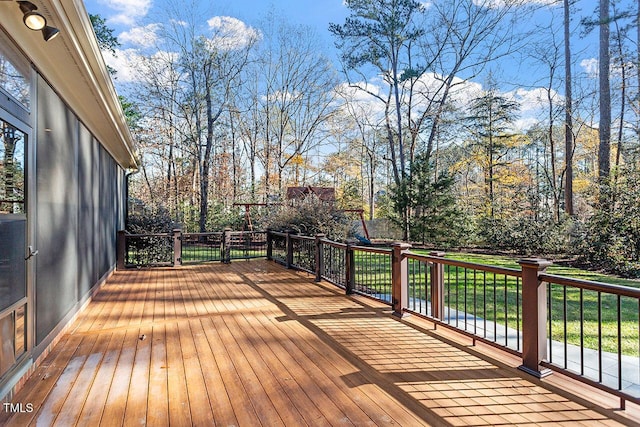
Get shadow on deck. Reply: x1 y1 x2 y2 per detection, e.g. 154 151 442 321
1 260 639 426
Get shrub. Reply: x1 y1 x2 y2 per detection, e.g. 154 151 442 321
127 204 174 233
477 215 572 256
258 194 351 240
575 170 640 278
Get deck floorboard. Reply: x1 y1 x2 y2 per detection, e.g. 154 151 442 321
2 260 639 426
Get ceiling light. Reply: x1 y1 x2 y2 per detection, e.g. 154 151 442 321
18 1 46 31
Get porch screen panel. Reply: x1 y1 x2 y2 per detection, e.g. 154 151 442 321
0 120 26 311
0 218 25 310
35 78 79 345
97 145 118 279
77 123 97 297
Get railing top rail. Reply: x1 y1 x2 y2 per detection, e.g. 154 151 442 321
540 273 640 298
406 251 522 277
320 238 347 249
351 245 392 255
290 234 315 242
182 232 224 237
228 230 266 235
124 232 172 238
269 231 288 238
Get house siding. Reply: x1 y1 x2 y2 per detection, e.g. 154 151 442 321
34 75 125 353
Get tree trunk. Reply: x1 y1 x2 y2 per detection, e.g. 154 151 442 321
200 76 214 233
489 135 495 218
614 20 625 177
563 0 574 216
548 85 559 222
637 0 640 166
599 0 611 182
229 110 238 202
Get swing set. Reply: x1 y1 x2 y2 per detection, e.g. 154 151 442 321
234 186 370 242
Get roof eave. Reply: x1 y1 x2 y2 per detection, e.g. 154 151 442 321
0 0 139 169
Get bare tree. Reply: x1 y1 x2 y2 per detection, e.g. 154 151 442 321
531 24 565 221
335 85 387 219
128 1 258 231
252 12 339 197
600 0 612 181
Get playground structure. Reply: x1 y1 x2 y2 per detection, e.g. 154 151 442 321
234 186 371 243
286 186 336 205
233 203 277 231
342 208 371 242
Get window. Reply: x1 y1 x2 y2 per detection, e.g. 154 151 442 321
0 29 30 111
0 120 25 215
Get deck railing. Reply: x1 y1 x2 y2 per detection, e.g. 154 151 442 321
116 228 640 407
539 273 640 408
352 245 393 304
117 232 175 267
320 239 348 289
117 229 267 268
405 252 524 352
265 231 640 408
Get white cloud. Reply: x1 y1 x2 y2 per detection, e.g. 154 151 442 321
102 48 145 83
337 72 560 133
508 87 563 131
119 24 161 48
169 19 188 27
104 48 182 89
443 76 483 107
515 117 540 130
508 87 562 113
581 58 598 76
335 81 387 122
207 16 261 50
98 0 151 26
337 73 485 124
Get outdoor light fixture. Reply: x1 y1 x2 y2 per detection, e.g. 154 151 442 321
17 1 60 41
18 1 45 30
42 25 59 41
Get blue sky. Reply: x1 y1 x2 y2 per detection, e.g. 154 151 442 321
84 0 348 50
83 0 351 90
82 0 622 130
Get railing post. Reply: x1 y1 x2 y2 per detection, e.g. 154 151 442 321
117 230 126 270
392 242 412 318
223 228 232 264
345 240 356 294
429 251 446 320
315 233 325 282
266 230 273 261
518 258 553 378
172 229 182 267
285 231 294 269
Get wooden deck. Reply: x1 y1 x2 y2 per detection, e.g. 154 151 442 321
2 260 639 426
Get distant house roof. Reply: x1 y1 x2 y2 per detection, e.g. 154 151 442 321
0 0 139 169
286 186 335 203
